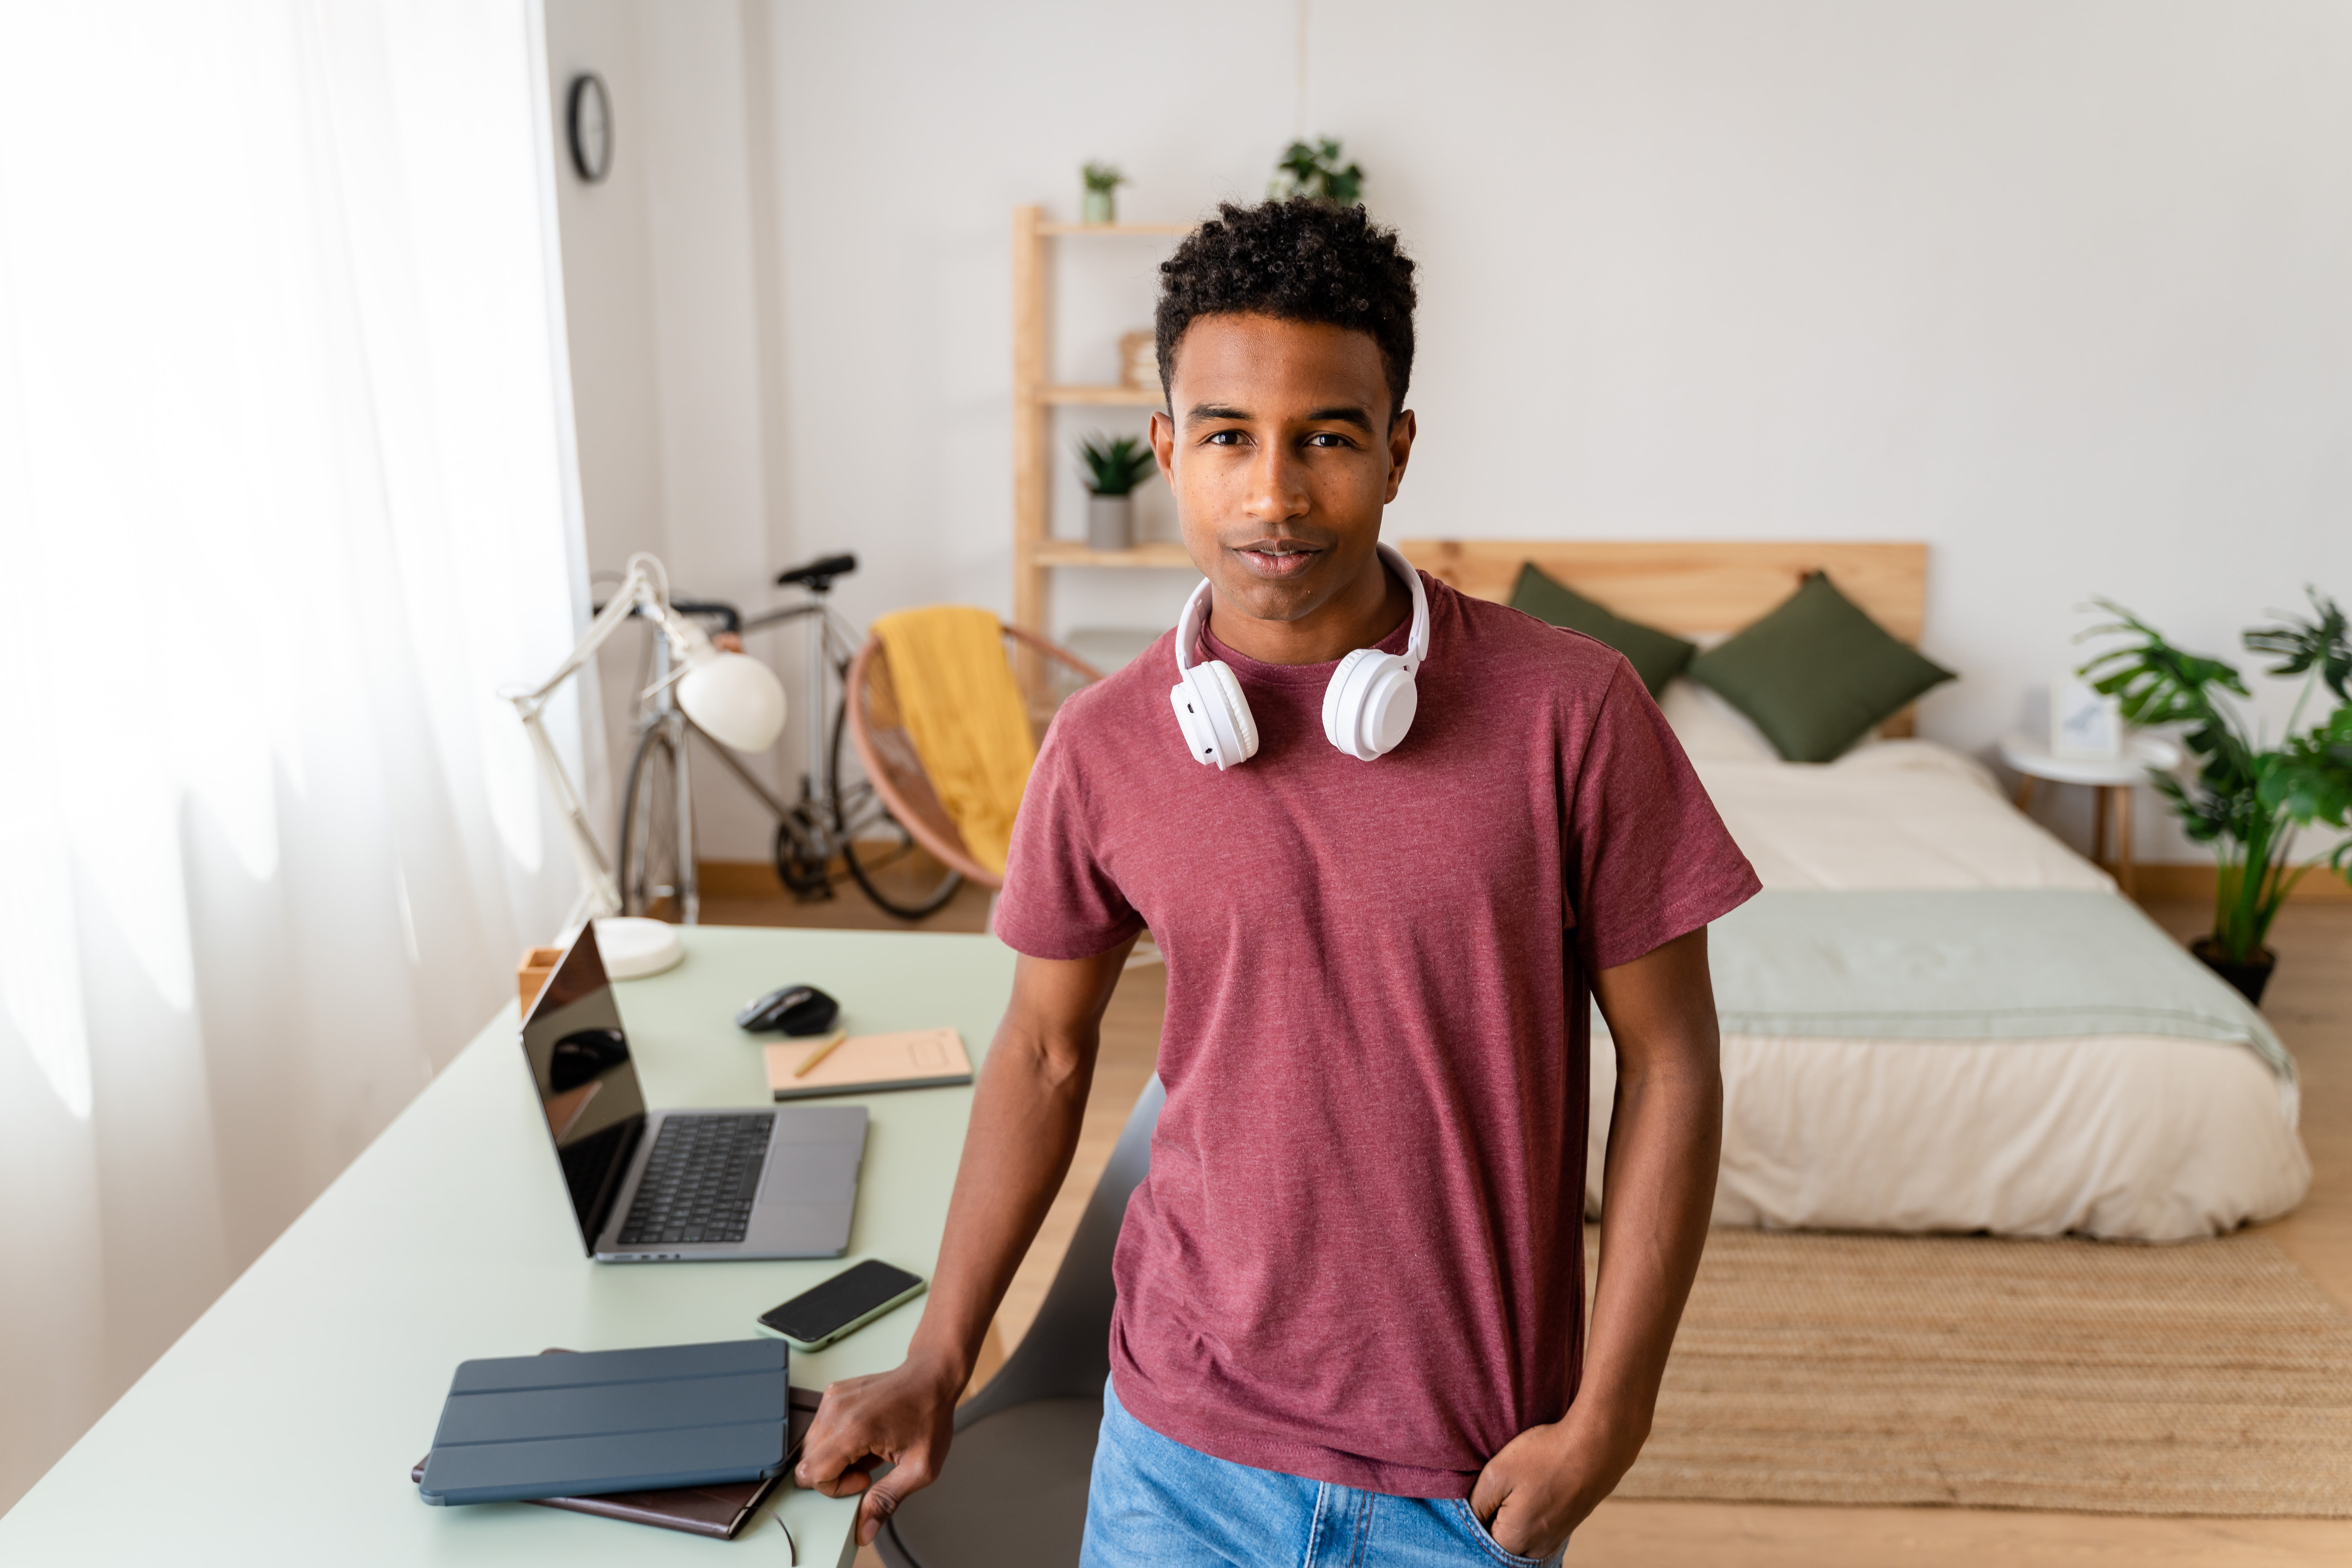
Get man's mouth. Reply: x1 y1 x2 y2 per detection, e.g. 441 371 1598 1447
1231 541 1323 579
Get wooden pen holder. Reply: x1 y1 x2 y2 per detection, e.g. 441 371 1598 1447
517 946 564 1016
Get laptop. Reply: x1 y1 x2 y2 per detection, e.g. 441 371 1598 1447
521 922 865 1261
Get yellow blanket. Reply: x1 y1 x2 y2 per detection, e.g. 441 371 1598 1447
871 606 1036 878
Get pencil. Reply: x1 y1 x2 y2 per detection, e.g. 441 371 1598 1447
791 1029 849 1078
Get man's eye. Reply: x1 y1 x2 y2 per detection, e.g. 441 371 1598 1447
1306 433 1352 448
1205 430 1246 445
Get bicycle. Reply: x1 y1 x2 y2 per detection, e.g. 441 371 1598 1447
609 553 965 923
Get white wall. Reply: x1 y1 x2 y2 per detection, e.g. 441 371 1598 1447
546 0 2352 865
546 0 789 865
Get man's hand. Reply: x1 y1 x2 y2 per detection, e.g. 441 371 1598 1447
794 1349 963 1547
1467 1409 1646 1560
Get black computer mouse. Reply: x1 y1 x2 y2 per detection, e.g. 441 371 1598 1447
734 984 840 1037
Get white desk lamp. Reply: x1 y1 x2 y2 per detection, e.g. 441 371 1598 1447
506 552 787 977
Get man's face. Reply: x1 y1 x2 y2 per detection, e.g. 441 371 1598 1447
1150 313 1416 627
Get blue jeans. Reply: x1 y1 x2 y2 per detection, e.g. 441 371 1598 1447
1081 1378 1566 1568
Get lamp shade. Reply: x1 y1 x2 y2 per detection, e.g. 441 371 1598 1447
679 650 786 752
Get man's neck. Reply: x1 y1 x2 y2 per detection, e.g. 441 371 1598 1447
1205 552 1412 666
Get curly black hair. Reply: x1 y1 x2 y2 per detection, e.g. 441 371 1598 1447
1154 198 1418 421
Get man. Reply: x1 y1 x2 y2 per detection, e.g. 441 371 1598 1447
797 198 1757 1565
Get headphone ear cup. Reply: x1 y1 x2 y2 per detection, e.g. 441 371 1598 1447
1358 665 1418 756
1170 677 1220 765
1169 660 1258 769
1322 649 1375 756
1199 660 1259 764
1322 648 1417 760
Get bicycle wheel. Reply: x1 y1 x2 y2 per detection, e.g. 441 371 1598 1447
617 725 687 920
828 694 964 921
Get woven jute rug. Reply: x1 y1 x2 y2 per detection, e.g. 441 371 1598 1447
1600 1226 2352 1516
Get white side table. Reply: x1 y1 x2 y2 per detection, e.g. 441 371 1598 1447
1997 731 2183 896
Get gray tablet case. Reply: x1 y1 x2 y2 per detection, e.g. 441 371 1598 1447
419 1340 790 1506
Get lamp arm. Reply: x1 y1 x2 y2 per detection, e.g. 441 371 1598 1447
503 552 685 922
514 554 667 715
519 699 621 920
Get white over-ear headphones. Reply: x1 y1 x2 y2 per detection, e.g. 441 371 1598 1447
1168 542 1431 770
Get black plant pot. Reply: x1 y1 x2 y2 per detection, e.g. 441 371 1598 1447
2192 938 2276 1006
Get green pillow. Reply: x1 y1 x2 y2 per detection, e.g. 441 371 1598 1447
1509 563 1696 698
1686 571 1955 762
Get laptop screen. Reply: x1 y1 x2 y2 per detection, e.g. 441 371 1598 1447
520 923 649 1253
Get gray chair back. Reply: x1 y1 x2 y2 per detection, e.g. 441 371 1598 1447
957 1075 1165 1426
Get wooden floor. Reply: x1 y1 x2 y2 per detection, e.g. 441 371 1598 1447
716 880 2352 1565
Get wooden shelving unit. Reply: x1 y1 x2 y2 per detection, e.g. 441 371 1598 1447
1011 206 1196 636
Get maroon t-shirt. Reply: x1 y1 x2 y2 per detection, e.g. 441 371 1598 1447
992 571 1757 1496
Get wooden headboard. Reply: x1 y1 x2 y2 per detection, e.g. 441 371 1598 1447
1395 540 1929 646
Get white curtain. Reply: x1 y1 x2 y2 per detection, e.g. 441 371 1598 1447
0 2 592 1509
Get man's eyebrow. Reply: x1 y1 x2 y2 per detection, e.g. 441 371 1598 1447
1182 402 1376 431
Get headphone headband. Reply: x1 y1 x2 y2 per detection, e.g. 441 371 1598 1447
1175 542 1428 672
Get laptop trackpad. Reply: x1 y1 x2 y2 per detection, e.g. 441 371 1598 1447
759 1139 857 1205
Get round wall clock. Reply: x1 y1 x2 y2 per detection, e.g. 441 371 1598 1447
567 73 612 184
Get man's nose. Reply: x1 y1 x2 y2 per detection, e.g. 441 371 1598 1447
1242 442 1308 524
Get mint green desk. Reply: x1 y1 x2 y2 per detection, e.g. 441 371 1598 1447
0 927 1014 1567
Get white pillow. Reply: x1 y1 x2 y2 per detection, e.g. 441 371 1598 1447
1657 678 1781 762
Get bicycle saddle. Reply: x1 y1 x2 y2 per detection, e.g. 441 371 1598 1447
733 984 841 1036
775 553 858 592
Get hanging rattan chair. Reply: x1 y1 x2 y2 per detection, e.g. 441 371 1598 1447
844 621 1103 890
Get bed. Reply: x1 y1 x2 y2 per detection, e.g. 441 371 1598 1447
1401 540 2310 1241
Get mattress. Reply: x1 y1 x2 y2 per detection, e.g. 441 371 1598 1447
1585 688 2311 1241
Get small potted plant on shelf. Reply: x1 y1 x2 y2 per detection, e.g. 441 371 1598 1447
2078 589 2352 1003
1077 434 1156 552
1268 137 1365 206
1080 161 1125 225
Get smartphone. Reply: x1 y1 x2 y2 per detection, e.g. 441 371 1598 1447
756 1260 927 1351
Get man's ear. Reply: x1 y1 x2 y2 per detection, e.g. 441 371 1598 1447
1149 409 1176 481
1382 409 1417 503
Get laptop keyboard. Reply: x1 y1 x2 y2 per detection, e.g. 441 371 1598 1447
616 1113 774 1246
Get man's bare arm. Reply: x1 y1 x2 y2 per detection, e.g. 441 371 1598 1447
1469 925 1724 1558
793 938 1136 1546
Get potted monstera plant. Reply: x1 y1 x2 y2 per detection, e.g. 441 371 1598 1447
2079 589 2352 1003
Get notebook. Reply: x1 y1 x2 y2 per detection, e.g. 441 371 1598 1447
764 1027 973 1101
409 1366 821 1539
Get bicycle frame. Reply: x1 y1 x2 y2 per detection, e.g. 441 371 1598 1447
619 586 872 922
